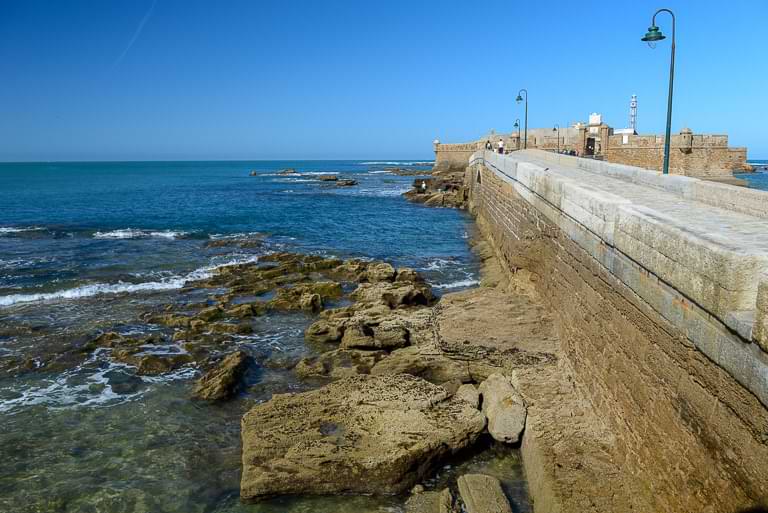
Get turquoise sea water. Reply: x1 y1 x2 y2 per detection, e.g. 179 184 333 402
0 160 530 513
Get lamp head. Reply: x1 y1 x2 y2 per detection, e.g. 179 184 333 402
513 121 519 128
515 95 523 103
641 25 665 42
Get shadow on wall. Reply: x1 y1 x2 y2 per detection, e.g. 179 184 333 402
736 507 768 513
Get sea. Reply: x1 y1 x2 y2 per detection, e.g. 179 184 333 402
0 160 530 513
737 159 768 190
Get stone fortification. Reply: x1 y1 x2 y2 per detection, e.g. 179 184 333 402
466 149 768 512
604 130 749 176
438 125 749 177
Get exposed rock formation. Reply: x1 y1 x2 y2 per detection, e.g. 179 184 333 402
240 374 486 501
293 348 387 380
457 474 513 513
405 487 457 513
191 350 250 401
478 373 526 444
403 162 467 208
454 383 480 409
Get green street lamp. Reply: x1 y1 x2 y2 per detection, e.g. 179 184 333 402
515 89 528 149
513 119 521 150
552 124 560 153
641 8 676 175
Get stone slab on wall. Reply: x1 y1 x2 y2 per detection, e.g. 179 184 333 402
467 156 768 511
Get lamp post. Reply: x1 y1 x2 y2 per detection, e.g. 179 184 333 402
513 119 521 150
515 89 528 149
641 8 676 175
552 124 560 153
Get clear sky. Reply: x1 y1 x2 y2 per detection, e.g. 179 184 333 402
0 0 765 161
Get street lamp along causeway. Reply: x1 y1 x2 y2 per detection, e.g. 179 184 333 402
515 89 528 149
552 124 560 153
513 119 521 150
641 8 676 175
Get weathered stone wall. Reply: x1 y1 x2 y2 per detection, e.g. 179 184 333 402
466 152 768 512
434 142 483 166
604 133 749 176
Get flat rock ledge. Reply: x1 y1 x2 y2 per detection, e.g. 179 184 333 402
240 374 486 501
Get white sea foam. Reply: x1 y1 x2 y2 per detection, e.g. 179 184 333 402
433 279 480 290
93 229 190 240
0 255 259 307
0 226 45 235
422 258 457 271
0 356 197 414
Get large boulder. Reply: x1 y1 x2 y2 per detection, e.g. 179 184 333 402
478 373 526 443
240 374 486 501
457 474 513 513
191 350 250 401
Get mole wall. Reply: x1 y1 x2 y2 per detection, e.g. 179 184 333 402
466 150 768 512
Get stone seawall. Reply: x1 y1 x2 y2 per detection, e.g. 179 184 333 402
466 150 768 512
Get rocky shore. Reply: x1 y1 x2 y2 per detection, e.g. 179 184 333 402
403 161 468 208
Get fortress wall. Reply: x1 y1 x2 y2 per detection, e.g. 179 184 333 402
604 133 748 176
466 150 768 512
434 142 483 166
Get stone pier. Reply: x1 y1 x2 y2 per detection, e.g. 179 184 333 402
466 149 768 512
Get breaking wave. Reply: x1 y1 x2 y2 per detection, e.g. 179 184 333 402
0 226 45 235
93 229 191 240
433 279 480 290
0 255 259 307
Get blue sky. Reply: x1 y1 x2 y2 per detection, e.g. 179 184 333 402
0 0 765 161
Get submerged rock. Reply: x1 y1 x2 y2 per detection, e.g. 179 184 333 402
335 178 358 187
457 474 513 513
240 374 485 501
317 174 338 181
192 350 250 401
478 373 526 444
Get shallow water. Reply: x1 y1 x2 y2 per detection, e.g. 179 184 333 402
0 160 529 512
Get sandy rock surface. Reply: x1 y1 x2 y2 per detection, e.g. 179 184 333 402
240 374 486 501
